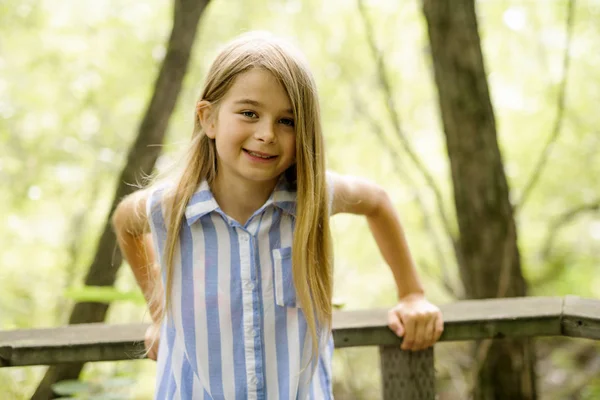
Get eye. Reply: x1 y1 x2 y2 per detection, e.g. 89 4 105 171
241 111 257 118
279 118 295 127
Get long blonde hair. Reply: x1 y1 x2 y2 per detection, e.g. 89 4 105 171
154 31 333 361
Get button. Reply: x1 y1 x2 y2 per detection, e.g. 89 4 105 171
250 376 259 385
243 281 254 290
245 326 258 337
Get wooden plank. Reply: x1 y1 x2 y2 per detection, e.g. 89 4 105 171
0 296 597 367
562 295 600 340
379 346 434 400
333 297 563 348
439 296 563 323
0 323 147 367
0 323 147 347
332 309 395 348
436 296 563 342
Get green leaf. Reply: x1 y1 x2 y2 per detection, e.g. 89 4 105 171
87 395 128 400
100 377 136 389
51 380 91 395
63 286 145 305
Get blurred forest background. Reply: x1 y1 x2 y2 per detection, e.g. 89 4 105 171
1 0 599 398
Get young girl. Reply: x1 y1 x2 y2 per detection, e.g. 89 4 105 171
113 31 443 400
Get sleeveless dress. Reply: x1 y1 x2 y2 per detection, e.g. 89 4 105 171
147 175 334 399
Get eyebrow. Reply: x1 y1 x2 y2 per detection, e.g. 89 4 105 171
234 99 293 115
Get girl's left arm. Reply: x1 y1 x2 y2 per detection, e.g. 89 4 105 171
329 172 444 351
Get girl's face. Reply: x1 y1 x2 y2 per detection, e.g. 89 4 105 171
203 68 297 190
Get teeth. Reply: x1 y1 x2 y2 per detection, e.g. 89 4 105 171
248 151 272 159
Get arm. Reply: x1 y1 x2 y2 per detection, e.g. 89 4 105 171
329 172 443 350
112 189 164 324
330 172 423 298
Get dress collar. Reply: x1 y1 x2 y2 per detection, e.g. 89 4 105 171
184 175 297 226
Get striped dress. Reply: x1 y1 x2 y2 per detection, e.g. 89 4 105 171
147 175 334 399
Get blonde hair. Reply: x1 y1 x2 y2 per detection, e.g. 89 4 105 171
153 31 333 363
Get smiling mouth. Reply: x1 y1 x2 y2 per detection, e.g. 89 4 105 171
243 149 277 159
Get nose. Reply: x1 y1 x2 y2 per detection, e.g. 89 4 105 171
254 121 276 143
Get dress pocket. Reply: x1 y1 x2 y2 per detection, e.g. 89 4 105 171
272 247 299 308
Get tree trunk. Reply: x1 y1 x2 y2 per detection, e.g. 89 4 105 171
32 0 211 398
421 1 536 399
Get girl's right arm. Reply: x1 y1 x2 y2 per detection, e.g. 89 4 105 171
112 189 164 324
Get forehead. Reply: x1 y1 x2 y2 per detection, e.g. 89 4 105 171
224 68 292 111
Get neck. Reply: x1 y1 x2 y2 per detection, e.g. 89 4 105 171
211 175 279 225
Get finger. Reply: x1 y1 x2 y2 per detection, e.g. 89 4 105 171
434 313 444 342
412 315 427 351
148 340 157 360
388 309 404 337
422 314 437 349
145 333 158 360
401 313 416 351
151 341 158 361
145 341 154 360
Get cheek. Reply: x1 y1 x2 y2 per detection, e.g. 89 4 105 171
216 121 244 144
287 138 297 159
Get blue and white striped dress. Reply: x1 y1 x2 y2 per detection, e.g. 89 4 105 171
147 175 334 399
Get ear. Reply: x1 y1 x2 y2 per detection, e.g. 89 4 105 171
197 100 216 139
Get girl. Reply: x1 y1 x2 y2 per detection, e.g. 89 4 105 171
113 31 443 400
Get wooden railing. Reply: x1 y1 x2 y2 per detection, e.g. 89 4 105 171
1 296 599 399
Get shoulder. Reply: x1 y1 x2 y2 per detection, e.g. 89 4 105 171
146 183 169 215
145 182 175 231
112 187 155 236
327 170 387 216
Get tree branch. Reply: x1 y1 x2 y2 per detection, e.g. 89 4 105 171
349 91 461 298
355 0 462 272
532 198 600 286
542 199 600 260
516 0 576 211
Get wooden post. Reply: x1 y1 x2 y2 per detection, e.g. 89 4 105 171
379 346 435 400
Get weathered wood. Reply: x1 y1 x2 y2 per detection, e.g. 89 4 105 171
380 346 434 400
0 323 146 367
1 296 598 367
333 297 563 347
438 296 563 341
562 295 600 340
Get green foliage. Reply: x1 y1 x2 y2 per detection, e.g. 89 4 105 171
64 286 145 305
582 378 600 400
52 377 135 399
52 380 91 396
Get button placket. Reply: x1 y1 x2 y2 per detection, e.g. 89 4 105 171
241 231 255 297
237 226 265 396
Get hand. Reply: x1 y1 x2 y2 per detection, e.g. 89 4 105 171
387 293 443 351
144 322 161 361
